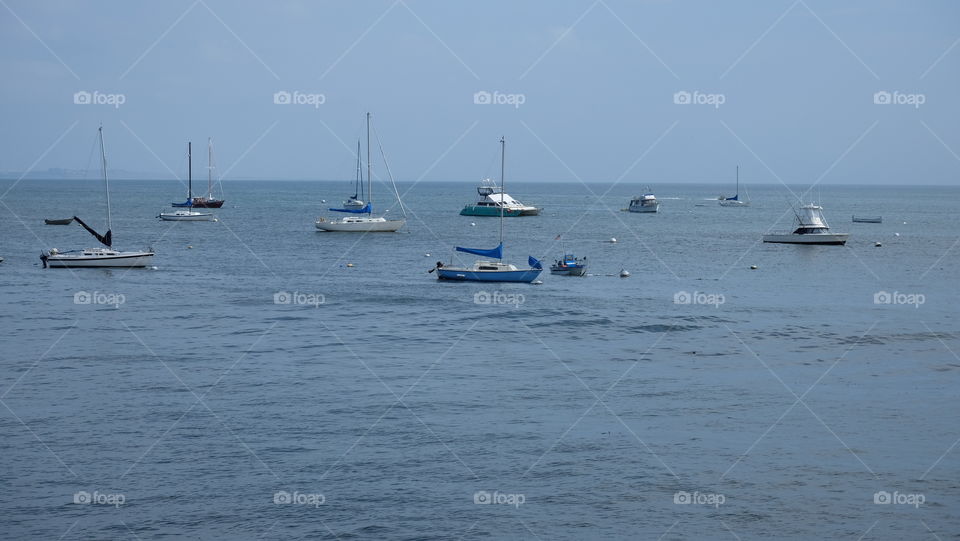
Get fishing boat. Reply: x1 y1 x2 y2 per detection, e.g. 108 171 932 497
763 203 849 245
160 142 215 221
433 137 543 283
44 218 74 225
852 215 882 223
460 179 540 217
315 113 405 232
189 138 225 208
719 166 750 206
41 126 154 268
628 192 659 213
550 254 587 276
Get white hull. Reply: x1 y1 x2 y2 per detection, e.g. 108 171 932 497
762 233 848 245
44 250 155 268
719 200 749 207
628 203 659 213
315 218 405 232
159 212 215 221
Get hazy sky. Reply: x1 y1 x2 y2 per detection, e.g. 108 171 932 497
1 0 958 184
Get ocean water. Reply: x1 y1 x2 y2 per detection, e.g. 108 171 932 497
1 178 958 540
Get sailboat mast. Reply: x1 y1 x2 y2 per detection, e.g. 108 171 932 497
736 165 739 196
356 139 362 199
499 136 505 257
99 126 112 231
187 142 193 201
207 138 213 198
366 112 372 207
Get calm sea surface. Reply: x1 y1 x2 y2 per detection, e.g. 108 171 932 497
1 178 958 539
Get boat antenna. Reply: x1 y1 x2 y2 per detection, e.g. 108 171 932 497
373 125 406 218
99 124 112 232
499 135 505 260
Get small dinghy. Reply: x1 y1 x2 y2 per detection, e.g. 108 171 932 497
44 218 74 225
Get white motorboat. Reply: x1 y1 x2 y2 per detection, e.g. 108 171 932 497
42 126 154 268
316 113 406 232
460 178 541 216
628 192 659 213
763 203 849 245
719 165 750 206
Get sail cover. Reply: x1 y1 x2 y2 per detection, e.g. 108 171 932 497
725 194 739 201
73 216 112 247
456 243 502 259
329 203 371 214
528 256 542 269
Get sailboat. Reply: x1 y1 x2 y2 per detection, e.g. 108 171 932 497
41 126 155 268
432 137 543 283
190 137 225 208
719 166 750 206
159 142 216 221
315 113 405 232
336 139 368 212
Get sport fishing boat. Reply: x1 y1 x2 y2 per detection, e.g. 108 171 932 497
719 166 750 207
459 178 540 216
41 126 154 268
433 137 543 283
763 203 849 245
628 192 659 213
160 142 215 221
550 254 587 276
315 113 405 232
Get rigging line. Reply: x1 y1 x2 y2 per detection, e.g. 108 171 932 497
372 125 406 218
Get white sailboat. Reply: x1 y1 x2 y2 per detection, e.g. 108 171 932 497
41 126 155 268
719 166 750 206
315 113 405 232
763 203 849 245
159 142 216 221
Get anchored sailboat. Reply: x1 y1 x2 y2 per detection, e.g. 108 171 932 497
433 137 543 283
719 166 750 207
315 113 405 232
190 137 225 208
160 142 215 221
41 126 154 268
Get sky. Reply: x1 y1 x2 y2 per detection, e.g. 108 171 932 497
0 0 958 185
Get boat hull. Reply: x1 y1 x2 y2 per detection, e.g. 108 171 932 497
549 266 587 276
315 219 405 232
44 218 74 225
44 251 155 268
191 199 224 208
436 267 542 283
719 200 749 207
628 204 659 213
460 206 523 217
762 233 848 245
159 213 215 221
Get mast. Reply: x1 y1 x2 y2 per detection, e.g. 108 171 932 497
366 112 372 208
99 125 112 231
187 142 193 201
207 138 213 198
356 139 362 200
736 165 739 197
499 136 505 258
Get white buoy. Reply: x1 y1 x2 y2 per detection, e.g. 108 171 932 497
321 199 326 203
470 222 476 226
424 253 430 257
619 269 630 278
532 280 543 285
346 263 355 267
894 233 900 237
610 237 617 243
187 245 193 249
875 242 882 247
750 265 758 270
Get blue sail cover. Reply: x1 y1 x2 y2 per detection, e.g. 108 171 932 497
456 243 502 259
528 256 542 269
725 194 739 201
329 203 372 214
